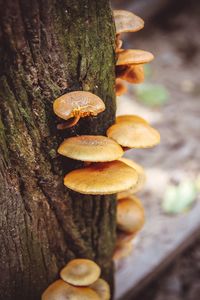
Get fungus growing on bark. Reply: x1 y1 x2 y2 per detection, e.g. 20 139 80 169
58 135 123 162
60 259 101 287
114 10 144 35
116 114 148 125
116 79 127 96
64 160 138 195
107 120 160 148
90 278 110 300
53 91 105 128
118 64 145 84
117 49 154 66
117 196 145 233
113 241 133 261
118 157 146 193
42 279 100 300
116 230 136 248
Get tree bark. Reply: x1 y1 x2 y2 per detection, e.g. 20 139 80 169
0 1 116 299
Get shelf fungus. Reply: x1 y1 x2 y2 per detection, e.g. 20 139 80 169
116 78 127 96
117 49 154 66
42 279 100 300
107 118 160 149
117 64 145 84
113 240 133 261
60 259 101 287
114 10 144 35
117 196 145 234
53 91 105 128
116 114 149 125
64 160 138 195
90 278 111 300
58 135 123 162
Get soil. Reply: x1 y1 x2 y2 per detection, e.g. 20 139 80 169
115 0 200 299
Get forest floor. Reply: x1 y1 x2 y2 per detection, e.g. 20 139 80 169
116 1 200 300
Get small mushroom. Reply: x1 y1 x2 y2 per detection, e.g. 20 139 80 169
113 241 133 261
116 79 127 96
90 278 110 300
118 64 145 84
42 279 100 300
58 135 123 162
107 120 160 148
117 196 145 233
117 49 154 66
114 10 144 35
64 160 138 195
116 230 135 248
60 259 101 287
116 114 148 125
53 91 105 128
118 158 146 193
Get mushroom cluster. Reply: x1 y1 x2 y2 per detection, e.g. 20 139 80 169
114 10 154 94
42 259 110 300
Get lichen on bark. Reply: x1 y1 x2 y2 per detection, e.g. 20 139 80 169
0 0 116 299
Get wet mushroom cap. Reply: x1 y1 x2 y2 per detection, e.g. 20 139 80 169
118 157 146 193
117 49 154 66
116 114 148 125
60 259 101 287
53 91 105 121
42 279 100 300
90 278 110 300
117 196 145 233
58 135 123 162
64 160 138 195
116 79 127 96
107 122 160 148
114 10 144 34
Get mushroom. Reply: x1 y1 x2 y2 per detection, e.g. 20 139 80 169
117 195 145 233
113 10 144 35
53 91 105 128
116 114 148 125
107 120 160 148
60 259 101 287
64 160 138 195
42 279 100 300
118 64 145 84
116 79 127 96
90 278 110 300
116 230 135 248
113 241 133 261
118 158 146 193
58 135 123 162
117 49 154 66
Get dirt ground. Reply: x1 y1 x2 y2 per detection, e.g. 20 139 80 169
116 1 200 299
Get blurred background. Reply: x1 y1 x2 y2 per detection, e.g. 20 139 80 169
112 0 200 299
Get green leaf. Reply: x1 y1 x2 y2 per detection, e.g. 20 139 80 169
135 83 169 107
162 180 197 214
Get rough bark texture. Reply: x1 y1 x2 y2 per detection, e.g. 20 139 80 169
0 1 116 299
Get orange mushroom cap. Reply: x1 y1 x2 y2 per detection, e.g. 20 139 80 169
64 160 138 195
58 135 123 162
119 64 145 84
60 259 101 287
117 49 154 66
53 91 105 123
42 279 100 300
90 278 110 300
116 79 127 96
116 114 149 125
114 10 144 34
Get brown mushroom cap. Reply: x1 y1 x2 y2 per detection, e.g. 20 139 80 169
119 64 145 84
114 10 144 34
117 196 145 233
60 259 101 287
116 114 149 125
116 79 127 96
64 160 138 195
116 230 136 247
107 121 160 148
118 158 146 193
58 135 123 162
90 278 110 300
117 49 154 66
53 91 105 121
42 279 100 300
113 241 133 261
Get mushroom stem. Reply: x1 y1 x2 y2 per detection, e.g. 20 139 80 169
57 115 81 129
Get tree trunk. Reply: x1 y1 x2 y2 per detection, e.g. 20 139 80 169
0 1 116 299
